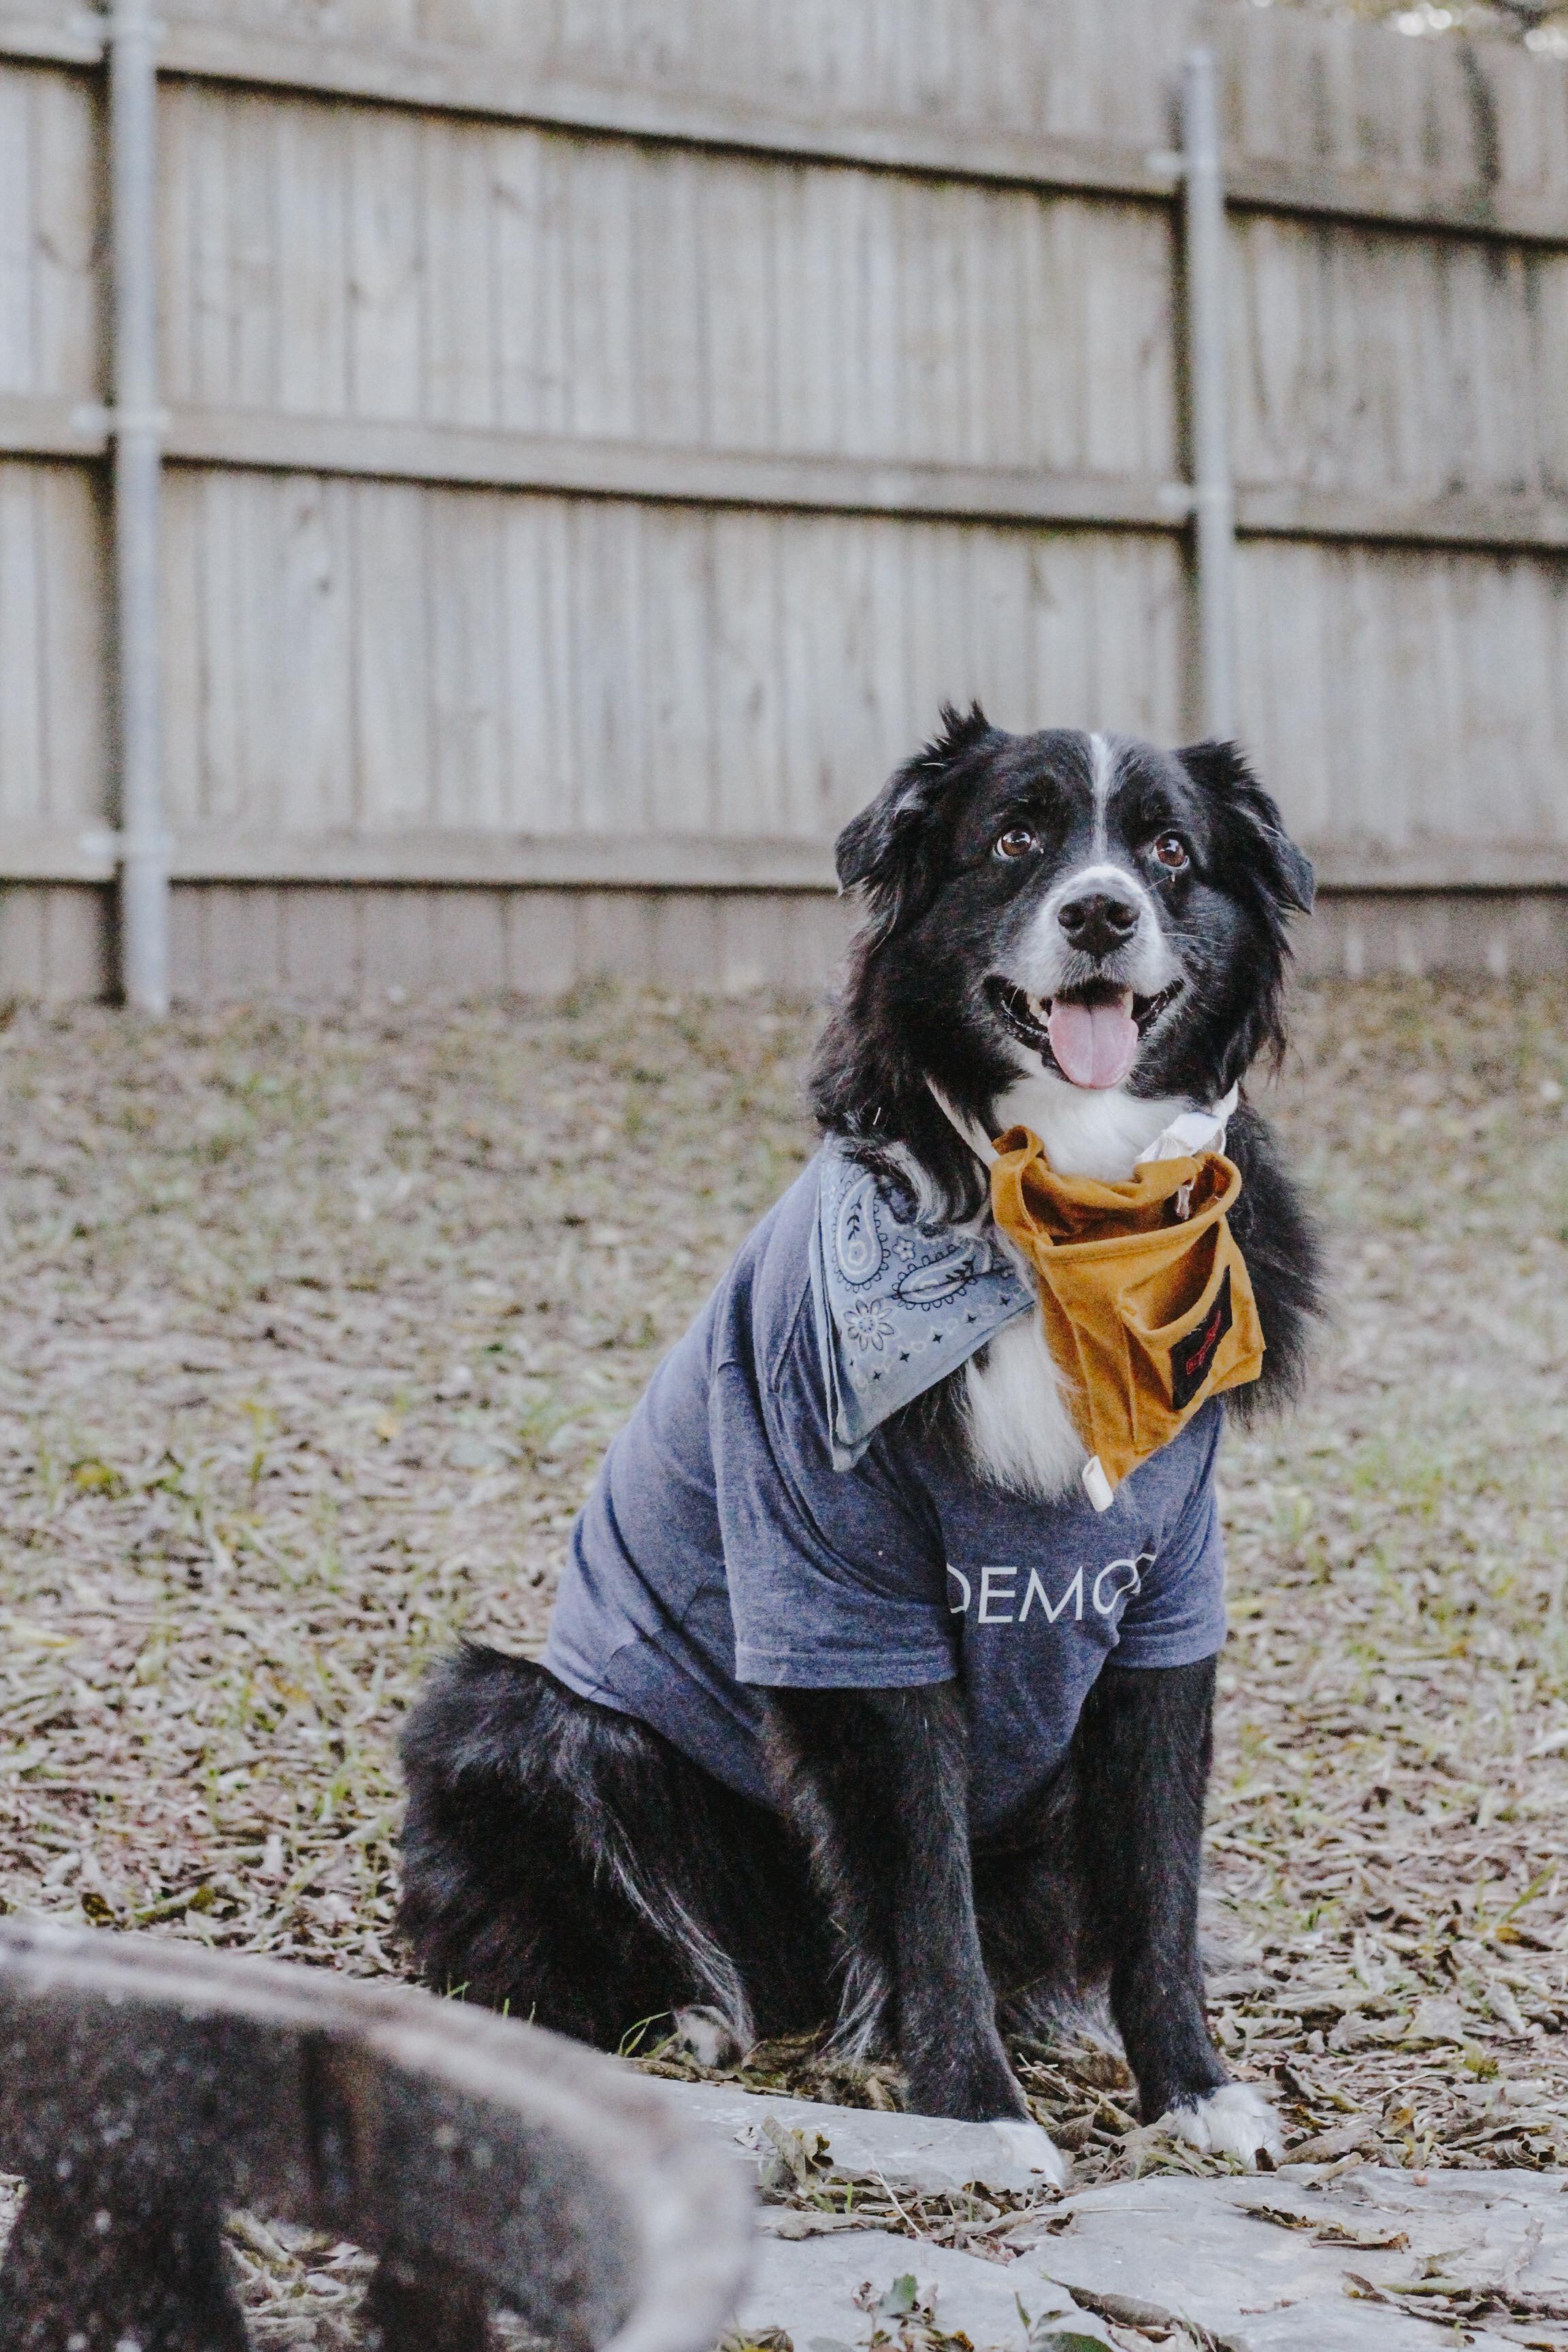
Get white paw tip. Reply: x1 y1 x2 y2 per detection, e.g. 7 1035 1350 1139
989 2116 1071 2190
670 2004 746 2070
1166 2082 1283 2171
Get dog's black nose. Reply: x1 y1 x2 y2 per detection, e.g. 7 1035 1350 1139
1057 889 1141 959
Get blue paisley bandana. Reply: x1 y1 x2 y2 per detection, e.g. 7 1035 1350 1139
808 1138 1035 1471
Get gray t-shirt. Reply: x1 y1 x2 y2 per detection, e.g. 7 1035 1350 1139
543 1156 1226 1835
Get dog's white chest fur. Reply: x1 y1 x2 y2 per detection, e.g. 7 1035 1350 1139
959 1072 1189 1501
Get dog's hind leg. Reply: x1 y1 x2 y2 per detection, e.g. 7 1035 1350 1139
397 1642 828 2053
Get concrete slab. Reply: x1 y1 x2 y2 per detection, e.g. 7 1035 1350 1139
648 2076 1568 2350
1041 2168 1558 2352
652 2077 1061 2196
736 2231 1109 2349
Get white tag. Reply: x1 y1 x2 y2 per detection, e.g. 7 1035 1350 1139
1081 1455 1115 1513
1136 1081 1240 1169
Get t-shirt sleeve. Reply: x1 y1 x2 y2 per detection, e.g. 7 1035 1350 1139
1111 1402 1228 1670
711 1284 956 1689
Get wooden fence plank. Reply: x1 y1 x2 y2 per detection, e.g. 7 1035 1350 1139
0 465 46 818
201 469 263 827
428 884 507 994
497 491 574 833
0 67 35 394
346 105 423 421
39 884 111 997
561 131 638 441
427 481 506 828
160 464 204 828
35 460 107 824
501 886 577 993
276 472 355 832
422 108 495 428
359 885 436 998
710 506 786 836
231 91 282 407
31 63 99 399
351 479 431 826
0 462 106 832
181 81 237 405
277 96 348 414
279 882 361 998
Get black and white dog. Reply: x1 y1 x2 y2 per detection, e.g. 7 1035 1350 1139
399 708 1322 2181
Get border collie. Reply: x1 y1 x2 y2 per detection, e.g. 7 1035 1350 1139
398 708 1322 2181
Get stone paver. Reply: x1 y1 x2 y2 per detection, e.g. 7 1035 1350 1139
740 2232 1102 2348
650 2081 1064 2197
652 2077 1567 2349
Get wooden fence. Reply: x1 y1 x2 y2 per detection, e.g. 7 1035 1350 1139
1 0 1567 1000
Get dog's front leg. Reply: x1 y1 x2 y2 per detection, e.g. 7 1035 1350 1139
765 1684 1064 2178
1077 1657 1281 2169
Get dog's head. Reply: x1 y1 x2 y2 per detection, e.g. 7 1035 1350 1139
815 704 1313 1190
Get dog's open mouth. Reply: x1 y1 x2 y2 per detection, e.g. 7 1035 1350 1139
987 977 1183 1090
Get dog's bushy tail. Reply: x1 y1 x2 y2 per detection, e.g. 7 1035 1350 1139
397 1643 830 2047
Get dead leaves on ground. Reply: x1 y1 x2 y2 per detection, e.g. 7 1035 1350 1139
750 2119 1071 2263
0 980 1565 2220
0 990 813 1965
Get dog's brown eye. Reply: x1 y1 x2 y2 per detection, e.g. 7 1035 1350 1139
994 827 1037 861
1152 832 1188 870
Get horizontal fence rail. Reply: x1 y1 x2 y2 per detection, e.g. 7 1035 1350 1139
5 827 1567 894
7 9 1568 242
6 397 1568 552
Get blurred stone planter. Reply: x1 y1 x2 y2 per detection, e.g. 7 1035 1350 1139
0 1921 751 2352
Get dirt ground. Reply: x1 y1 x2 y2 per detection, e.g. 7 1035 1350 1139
1 975 1566 2221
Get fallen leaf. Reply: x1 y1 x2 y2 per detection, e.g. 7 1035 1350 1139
1403 1999 1468 2048
1286 2119 1376 2166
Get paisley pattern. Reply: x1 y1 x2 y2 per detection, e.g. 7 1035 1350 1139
810 1139 1035 1471
897 1243 992 1304
834 1172 884 1284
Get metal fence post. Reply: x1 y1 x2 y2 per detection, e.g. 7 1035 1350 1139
1181 46 1239 742
106 0 169 1015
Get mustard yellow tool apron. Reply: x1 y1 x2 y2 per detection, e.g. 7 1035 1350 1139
987 1129 1265 1505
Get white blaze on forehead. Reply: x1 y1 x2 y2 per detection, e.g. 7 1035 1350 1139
1087 732 1116 858
998 728 1181 1019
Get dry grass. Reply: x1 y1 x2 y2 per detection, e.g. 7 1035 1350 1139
1 977 1566 2197
1203 981 1568 2175
0 985 810 1972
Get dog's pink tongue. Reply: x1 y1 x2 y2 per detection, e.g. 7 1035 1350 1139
1047 997 1139 1089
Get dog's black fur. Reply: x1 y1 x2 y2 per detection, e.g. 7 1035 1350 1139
399 710 1323 2141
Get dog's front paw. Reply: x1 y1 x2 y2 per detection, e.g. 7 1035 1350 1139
671 2003 747 2069
1164 2082 1281 2171
987 2116 1072 2191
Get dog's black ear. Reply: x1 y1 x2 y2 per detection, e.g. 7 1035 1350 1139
836 702 994 927
1175 738 1314 914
